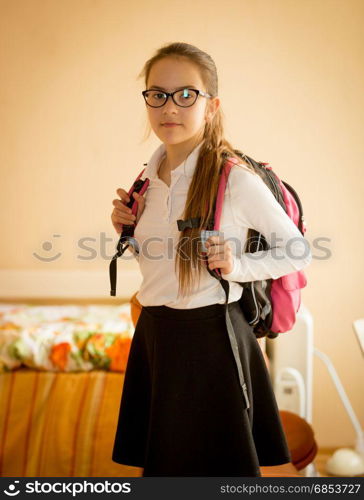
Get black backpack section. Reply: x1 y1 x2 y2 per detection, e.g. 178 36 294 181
109 176 149 297
226 150 306 339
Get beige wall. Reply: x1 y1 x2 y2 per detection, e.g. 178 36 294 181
1 0 363 449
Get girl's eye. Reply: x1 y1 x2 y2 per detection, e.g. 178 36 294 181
180 89 193 99
154 93 166 100
173 89 196 106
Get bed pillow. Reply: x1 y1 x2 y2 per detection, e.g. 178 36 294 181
0 304 134 373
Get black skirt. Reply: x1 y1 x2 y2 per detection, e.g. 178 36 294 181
111 300 291 477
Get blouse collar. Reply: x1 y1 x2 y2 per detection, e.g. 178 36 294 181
142 140 205 181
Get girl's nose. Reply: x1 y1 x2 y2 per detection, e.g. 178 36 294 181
163 95 179 112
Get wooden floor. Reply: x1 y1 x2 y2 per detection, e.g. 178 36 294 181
312 448 336 477
261 448 364 477
310 448 364 477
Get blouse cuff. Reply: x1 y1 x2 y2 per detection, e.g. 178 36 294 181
220 253 242 283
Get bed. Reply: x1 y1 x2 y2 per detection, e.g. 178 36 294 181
0 298 141 477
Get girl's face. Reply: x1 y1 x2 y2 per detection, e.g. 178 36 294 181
145 57 218 147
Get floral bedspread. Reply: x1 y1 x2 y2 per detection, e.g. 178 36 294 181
0 303 134 373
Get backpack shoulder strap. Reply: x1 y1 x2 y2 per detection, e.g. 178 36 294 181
127 168 150 219
109 167 150 296
213 157 240 230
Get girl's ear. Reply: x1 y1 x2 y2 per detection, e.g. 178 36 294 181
205 96 220 121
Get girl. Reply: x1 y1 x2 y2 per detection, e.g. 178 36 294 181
110 42 311 477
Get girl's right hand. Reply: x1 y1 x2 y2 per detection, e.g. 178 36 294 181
111 188 146 234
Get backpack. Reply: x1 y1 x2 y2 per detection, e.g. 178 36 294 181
109 150 308 340
200 151 308 339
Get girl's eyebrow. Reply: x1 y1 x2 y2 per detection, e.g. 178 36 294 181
148 85 198 91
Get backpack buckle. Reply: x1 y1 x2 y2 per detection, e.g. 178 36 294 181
177 217 201 231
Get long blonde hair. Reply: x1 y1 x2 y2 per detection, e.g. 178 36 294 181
138 42 257 298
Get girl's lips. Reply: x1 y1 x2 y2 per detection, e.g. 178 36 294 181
162 123 181 127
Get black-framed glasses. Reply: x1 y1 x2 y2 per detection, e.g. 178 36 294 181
142 88 212 108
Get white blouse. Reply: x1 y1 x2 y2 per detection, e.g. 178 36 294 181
128 141 312 309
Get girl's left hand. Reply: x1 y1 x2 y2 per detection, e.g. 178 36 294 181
205 235 234 274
